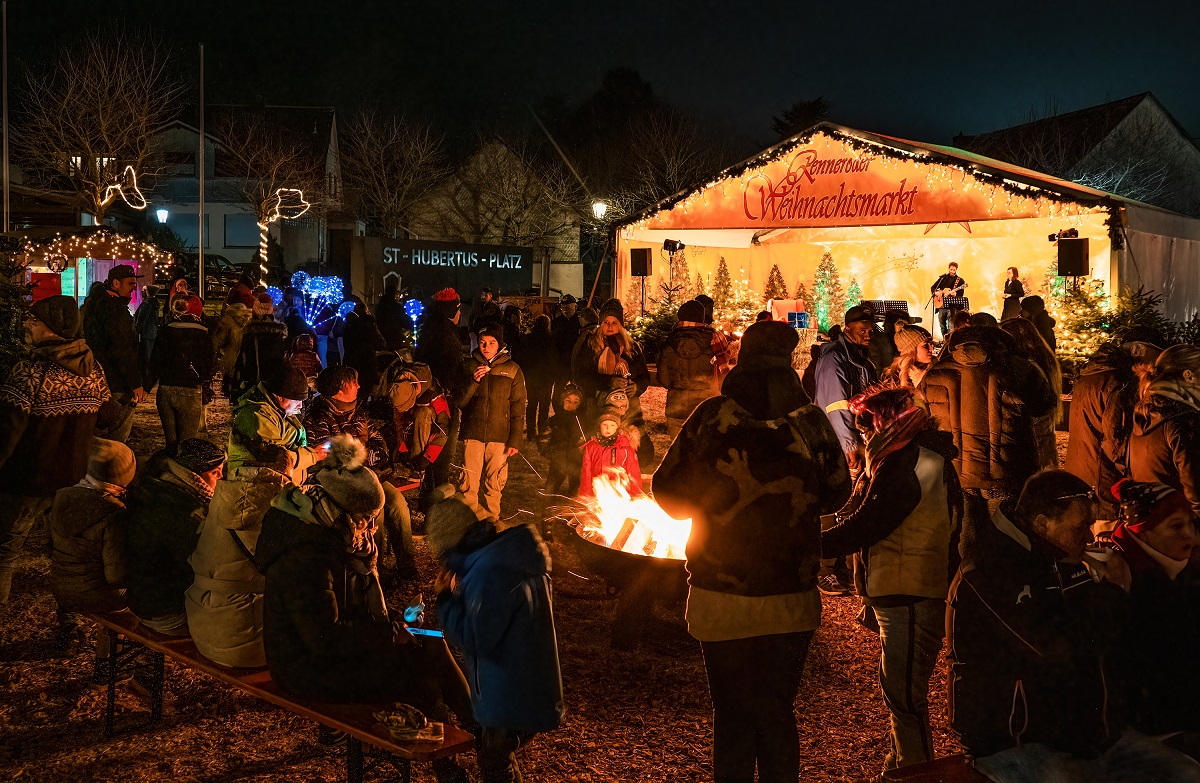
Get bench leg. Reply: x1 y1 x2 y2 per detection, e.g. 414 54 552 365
148 651 165 723
104 636 118 737
347 737 364 783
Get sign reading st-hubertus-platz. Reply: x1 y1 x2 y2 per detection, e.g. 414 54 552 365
381 239 535 296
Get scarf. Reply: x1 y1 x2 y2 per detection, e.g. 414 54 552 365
597 336 630 377
1148 378 1200 411
865 406 932 477
162 457 216 502
78 474 125 498
595 432 619 448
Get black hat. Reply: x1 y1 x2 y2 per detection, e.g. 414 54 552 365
174 438 227 474
29 295 80 339
107 264 142 282
560 294 577 305
844 304 883 326
478 324 506 351
694 294 715 324
267 367 310 402
598 298 624 325
677 299 705 324
737 320 799 372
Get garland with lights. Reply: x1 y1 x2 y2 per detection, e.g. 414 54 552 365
24 228 170 273
257 189 312 278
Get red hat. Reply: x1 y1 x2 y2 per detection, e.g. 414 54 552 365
185 296 204 318
1112 479 1193 534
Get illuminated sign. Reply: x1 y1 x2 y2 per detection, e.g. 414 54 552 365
379 239 534 295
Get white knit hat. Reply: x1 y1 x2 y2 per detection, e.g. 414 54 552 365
312 435 385 515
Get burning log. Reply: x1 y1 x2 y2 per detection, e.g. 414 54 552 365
610 518 638 552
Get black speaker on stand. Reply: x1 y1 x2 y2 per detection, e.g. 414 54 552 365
1057 238 1090 277
630 248 652 315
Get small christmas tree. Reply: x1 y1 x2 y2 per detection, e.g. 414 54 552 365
794 281 810 311
846 276 862 310
712 257 733 312
670 249 693 301
714 268 763 333
763 264 789 303
693 271 705 297
811 252 846 332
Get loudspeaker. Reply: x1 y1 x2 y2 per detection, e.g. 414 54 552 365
1057 238 1090 277
630 248 652 277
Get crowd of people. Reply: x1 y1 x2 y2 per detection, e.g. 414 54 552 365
2 266 1199 783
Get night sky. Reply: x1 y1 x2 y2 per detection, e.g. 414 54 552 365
12 0 1199 151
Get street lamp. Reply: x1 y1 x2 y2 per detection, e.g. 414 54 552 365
591 200 608 220
155 207 169 224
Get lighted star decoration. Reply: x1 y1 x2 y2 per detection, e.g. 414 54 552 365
257 188 312 278
100 166 149 211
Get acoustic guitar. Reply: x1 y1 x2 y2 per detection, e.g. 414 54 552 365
933 283 965 309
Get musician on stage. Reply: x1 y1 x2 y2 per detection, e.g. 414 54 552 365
931 262 968 338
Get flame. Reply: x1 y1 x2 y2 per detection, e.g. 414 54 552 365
577 469 692 560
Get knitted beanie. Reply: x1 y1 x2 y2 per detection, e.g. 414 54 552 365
174 438 227 474
268 367 310 402
677 299 705 324
579 307 599 326
313 435 385 516
604 387 630 417
598 298 624 325
30 295 80 339
88 437 136 487
478 324 505 351
432 288 461 320
252 293 275 317
424 485 480 560
736 320 799 372
597 406 622 427
1112 479 1193 534
894 326 929 356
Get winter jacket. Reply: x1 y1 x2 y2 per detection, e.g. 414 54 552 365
920 326 1056 492
515 327 555 393
947 505 1128 758
228 383 321 484
570 332 652 407
1128 395 1200 514
50 482 127 613
579 434 643 499
0 338 109 497
822 429 961 605
212 304 252 379
121 471 208 621
343 311 387 397
398 394 451 469
229 318 288 399
551 314 581 375
1064 345 1141 518
438 523 564 732
656 324 719 425
303 395 371 444
83 289 142 393
653 396 852 598
414 313 465 393
257 500 415 703
1026 310 1057 351
814 335 879 455
225 281 256 309
456 349 527 449
149 320 215 390
1110 524 1200 735
185 467 287 669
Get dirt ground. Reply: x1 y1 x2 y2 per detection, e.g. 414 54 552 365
0 386 1067 783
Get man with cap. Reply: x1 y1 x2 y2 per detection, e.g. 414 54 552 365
656 299 721 440
50 437 135 656
0 296 110 609
229 367 326 485
150 295 216 451
122 438 228 635
83 264 145 442
256 436 473 783
469 286 503 348
455 325 527 519
813 304 881 595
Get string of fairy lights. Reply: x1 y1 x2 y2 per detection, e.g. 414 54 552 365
258 188 312 277
23 228 171 272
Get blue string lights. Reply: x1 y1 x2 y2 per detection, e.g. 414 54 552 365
291 273 344 328
266 286 284 307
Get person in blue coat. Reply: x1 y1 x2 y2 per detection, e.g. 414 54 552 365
427 488 564 783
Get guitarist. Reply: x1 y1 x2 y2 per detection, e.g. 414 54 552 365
931 262 968 339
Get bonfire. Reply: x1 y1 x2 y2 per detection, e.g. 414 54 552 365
573 470 692 560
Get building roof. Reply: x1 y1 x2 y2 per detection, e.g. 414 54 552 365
952 93 1156 173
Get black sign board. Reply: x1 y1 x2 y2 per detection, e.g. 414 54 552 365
380 239 535 296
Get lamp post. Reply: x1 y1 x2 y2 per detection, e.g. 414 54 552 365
591 200 608 220
156 208 169 224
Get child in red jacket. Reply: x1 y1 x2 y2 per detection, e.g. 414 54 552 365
579 407 644 499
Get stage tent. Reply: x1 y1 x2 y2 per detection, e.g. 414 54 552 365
614 123 1200 324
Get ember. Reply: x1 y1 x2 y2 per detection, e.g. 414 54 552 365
576 471 692 560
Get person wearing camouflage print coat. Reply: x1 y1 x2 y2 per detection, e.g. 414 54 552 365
653 320 852 783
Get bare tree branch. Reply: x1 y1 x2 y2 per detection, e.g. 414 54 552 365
14 27 184 222
340 109 446 239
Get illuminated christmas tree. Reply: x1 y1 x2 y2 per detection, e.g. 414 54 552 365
714 268 762 333
846 276 862 310
693 271 705 297
794 281 810 311
811 252 845 332
669 249 693 301
712 256 733 311
763 264 789 302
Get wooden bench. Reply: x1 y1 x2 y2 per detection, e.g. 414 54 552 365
87 610 474 783
882 754 991 782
